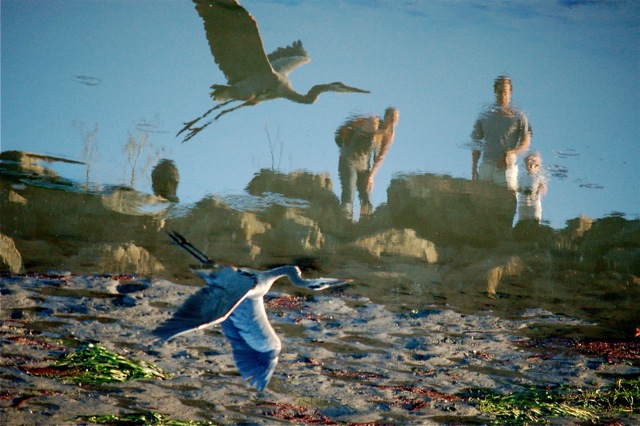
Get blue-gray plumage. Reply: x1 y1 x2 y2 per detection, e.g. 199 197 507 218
153 231 350 391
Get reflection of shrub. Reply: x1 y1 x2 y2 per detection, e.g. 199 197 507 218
123 132 159 189
73 121 99 184
264 124 283 171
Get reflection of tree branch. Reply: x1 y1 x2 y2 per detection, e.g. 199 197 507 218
124 132 151 188
264 124 283 170
73 121 99 185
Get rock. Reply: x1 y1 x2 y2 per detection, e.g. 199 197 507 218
512 220 557 247
67 243 164 274
350 228 438 263
579 217 640 275
387 173 516 247
166 196 271 267
258 209 325 256
558 215 594 249
246 168 336 203
246 168 346 235
0 233 22 273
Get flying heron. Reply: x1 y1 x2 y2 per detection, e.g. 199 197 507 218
178 0 370 142
153 231 350 390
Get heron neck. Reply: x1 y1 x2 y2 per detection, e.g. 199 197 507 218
262 265 301 284
288 85 328 104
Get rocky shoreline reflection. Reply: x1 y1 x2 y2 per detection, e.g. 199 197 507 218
1 155 638 339
1 152 639 424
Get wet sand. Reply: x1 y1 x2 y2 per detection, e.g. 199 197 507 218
1 273 638 425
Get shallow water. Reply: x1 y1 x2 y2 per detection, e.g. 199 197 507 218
1 1 639 424
2 0 638 227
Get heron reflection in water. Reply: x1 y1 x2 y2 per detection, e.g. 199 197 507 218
178 0 370 142
153 231 350 390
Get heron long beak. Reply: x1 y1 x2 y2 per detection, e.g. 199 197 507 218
308 278 352 291
340 85 370 94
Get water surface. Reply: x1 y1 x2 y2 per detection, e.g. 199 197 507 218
1 1 639 424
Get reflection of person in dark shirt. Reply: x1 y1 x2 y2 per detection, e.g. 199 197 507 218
471 76 531 191
335 108 399 220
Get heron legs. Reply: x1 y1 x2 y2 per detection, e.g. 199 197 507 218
213 100 256 120
176 104 220 141
178 100 258 142
179 96 262 142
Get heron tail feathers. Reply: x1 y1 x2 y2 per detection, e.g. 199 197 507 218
210 84 233 101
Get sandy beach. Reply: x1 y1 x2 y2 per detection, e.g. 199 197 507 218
2 271 638 425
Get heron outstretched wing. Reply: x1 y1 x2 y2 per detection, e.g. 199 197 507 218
194 0 275 85
153 267 257 341
221 296 281 390
267 40 310 77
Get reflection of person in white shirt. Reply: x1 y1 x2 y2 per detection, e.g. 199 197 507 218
471 76 531 191
517 152 547 222
335 108 399 220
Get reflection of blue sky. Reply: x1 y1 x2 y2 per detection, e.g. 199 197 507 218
2 0 638 228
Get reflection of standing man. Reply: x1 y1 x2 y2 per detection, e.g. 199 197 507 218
335 108 399 220
471 76 531 190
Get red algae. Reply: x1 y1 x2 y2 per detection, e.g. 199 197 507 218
376 385 463 402
8 336 63 350
261 402 388 425
519 338 640 364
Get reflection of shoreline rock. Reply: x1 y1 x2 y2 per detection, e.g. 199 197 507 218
167 197 270 268
579 216 640 276
0 150 83 177
388 174 516 247
67 243 165 275
2 163 639 337
348 229 438 263
0 234 23 273
258 209 325 255
246 168 345 233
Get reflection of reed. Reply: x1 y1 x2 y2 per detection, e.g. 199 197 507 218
123 132 148 188
123 131 164 190
264 124 283 171
74 121 99 184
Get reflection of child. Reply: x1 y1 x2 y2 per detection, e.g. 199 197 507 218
517 152 547 222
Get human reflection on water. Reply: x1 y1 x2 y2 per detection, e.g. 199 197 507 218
151 159 180 203
178 0 369 142
471 76 532 191
517 152 548 223
335 108 399 221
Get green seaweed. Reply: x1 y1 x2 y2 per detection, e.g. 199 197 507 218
75 411 214 425
50 343 171 385
474 376 639 424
